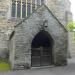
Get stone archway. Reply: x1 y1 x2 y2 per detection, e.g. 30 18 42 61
31 30 54 67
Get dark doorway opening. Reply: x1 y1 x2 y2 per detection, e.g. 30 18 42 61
31 30 54 67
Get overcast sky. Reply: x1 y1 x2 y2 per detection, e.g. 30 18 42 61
69 0 75 21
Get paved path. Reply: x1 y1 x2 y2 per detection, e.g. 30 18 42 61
0 57 75 75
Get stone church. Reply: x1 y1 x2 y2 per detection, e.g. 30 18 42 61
0 0 72 70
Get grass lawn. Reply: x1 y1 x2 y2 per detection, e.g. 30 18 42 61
0 62 11 71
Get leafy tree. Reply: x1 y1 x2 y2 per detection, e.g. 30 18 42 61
66 21 75 32
67 21 75 40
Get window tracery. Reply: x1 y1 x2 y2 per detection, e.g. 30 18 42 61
11 0 44 19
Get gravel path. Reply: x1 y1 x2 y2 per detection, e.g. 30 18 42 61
0 57 75 75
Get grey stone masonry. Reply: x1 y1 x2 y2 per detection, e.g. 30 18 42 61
44 0 72 26
9 5 68 70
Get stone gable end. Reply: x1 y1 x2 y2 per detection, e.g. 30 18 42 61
9 5 68 69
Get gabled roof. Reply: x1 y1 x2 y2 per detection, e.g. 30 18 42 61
15 4 67 32
42 4 67 32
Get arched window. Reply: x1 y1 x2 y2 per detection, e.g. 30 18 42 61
37 0 41 5
12 1 16 17
11 0 44 19
27 4 31 17
17 1 21 17
41 0 44 4
22 2 26 18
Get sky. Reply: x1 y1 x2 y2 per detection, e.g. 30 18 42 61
69 0 75 21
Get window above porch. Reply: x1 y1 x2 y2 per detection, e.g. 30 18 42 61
11 0 44 19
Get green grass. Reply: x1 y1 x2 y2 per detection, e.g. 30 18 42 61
0 62 11 71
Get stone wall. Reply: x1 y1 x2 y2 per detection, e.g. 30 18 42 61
0 0 12 19
68 32 75 57
0 0 69 70
10 5 68 69
44 0 72 26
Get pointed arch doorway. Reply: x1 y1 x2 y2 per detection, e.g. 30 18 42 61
31 30 54 67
